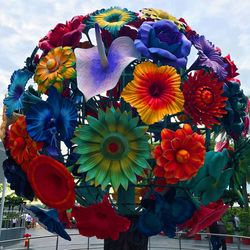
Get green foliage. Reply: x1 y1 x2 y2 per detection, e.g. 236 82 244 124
238 210 250 236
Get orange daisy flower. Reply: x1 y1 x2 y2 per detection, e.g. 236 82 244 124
8 116 43 172
183 70 228 128
121 61 184 125
153 124 206 184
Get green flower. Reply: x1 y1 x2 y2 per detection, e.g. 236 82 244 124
72 108 151 191
186 149 233 205
85 7 137 35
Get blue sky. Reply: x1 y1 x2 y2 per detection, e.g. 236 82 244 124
0 0 250 107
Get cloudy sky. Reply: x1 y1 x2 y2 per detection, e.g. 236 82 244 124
0 0 250 107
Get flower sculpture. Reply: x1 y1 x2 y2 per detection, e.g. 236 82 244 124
1 6 249 247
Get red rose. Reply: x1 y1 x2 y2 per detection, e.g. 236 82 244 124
39 15 86 52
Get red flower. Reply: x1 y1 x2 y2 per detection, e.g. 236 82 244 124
8 116 43 172
72 196 130 240
179 200 228 237
153 124 206 184
27 155 75 210
183 70 228 128
224 54 239 81
39 15 86 52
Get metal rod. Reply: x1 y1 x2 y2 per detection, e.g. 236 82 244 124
0 178 7 238
56 235 59 250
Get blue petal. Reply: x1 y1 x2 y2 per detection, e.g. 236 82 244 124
24 206 71 241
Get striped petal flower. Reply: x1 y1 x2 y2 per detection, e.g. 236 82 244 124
121 61 184 125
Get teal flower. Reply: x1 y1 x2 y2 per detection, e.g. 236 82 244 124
72 107 151 191
85 7 137 35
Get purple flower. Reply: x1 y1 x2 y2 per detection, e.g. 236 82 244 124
134 20 192 69
191 35 228 80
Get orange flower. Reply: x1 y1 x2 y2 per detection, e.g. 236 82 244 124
121 61 184 125
183 70 228 128
8 116 43 172
153 124 206 184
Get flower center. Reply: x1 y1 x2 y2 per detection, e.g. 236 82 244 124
175 149 190 163
200 88 214 105
46 58 58 72
108 142 119 153
105 13 121 23
149 83 164 98
14 137 26 149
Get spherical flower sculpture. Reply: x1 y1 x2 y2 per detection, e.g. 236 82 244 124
1 6 248 249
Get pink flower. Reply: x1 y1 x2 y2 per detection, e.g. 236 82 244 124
39 16 86 52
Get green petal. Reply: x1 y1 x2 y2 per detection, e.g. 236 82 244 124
120 158 137 184
87 115 109 136
117 112 129 134
127 152 150 168
78 153 103 173
110 160 123 191
74 143 100 154
74 126 103 143
129 140 150 151
127 126 148 141
86 166 100 182
101 170 111 190
105 108 117 132
95 158 111 185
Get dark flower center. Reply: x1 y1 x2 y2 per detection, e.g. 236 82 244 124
149 83 164 97
105 14 121 23
108 142 119 153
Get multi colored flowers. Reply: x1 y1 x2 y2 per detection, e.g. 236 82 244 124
183 70 228 128
153 124 206 184
34 46 76 93
135 20 191 69
73 108 151 190
27 155 75 210
121 61 184 124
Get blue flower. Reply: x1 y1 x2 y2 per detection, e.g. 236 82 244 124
4 69 33 117
26 87 77 148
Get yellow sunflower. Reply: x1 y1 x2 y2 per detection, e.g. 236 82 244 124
34 46 76 93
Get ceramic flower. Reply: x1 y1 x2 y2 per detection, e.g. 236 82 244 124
183 70 228 128
191 35 228 80
4 69 33 117
121 61 184 125
39 15 85 53
34 46 76 93
85 7 137 35
134 20 192 69
2 155 34 201
224 54 239 81
8 116 43 172
72 196 130 240
27 155 75 210
75 24 140 101
72 107 151 191
153 124 206 184
26 87 77 149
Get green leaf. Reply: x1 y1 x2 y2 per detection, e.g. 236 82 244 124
193 176 215 193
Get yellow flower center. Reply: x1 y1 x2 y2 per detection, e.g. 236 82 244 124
46 58 58 72
176 149 190 163
201 89 214 105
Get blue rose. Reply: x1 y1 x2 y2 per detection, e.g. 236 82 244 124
134 20 191 69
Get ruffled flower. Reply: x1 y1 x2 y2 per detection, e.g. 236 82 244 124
27 155 75 210
134 20 191 69
73 107 151 191
4 69 33 117
8 116 43 172
153 124 206 184
85 7 137 35
183 70 228 128
191 35 228 80
72 196 130 240
34 46 76 93
121 61 184 125
39 16 85 53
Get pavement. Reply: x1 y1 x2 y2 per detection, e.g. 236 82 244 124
1 226 250 250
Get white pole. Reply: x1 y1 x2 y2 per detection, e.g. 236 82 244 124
0 177 7 238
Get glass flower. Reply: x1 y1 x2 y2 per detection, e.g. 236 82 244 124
26 86 77 148
72 107 151 191
191 35 228 80
27 155 75 210
121 61 184 125
72 196 130 240
34 46 76 93
75 24 140 101
183 70 228 129
85 7 137 35
24 205 71 240
2 155 34 201
4 69 33 117
8 116 43 172
153 124 206 184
